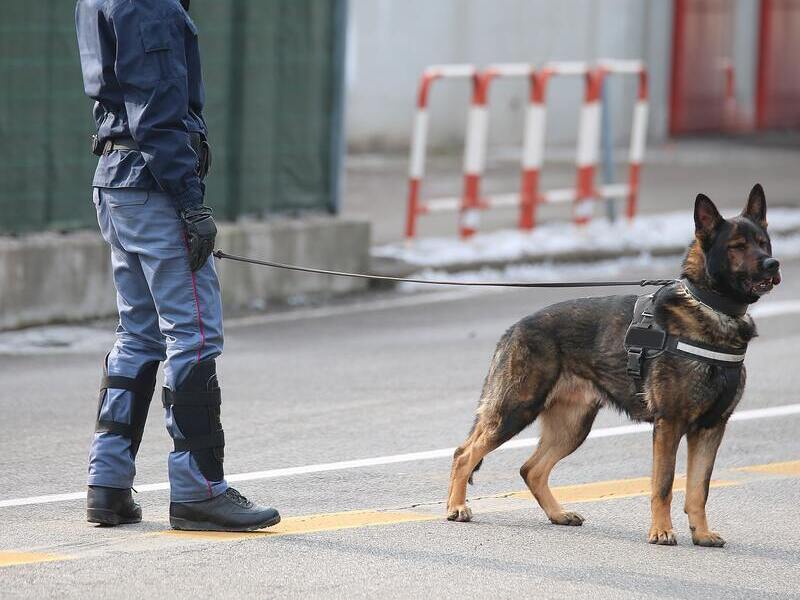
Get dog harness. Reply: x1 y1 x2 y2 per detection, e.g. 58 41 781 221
624 281 748 426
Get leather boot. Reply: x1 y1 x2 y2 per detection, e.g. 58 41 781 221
87 485 142 525
170 488 280 531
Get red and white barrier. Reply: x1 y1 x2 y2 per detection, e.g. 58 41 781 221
404 60 650 240
595 59 649 220
519 61 591 229
405 64 477 240
460 63 535 237
525 59 648 226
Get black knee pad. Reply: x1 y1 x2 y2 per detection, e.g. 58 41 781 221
95 359 160 458
162 359 224 482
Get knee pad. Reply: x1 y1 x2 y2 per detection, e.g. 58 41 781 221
95 359 160 457
162 359 224 482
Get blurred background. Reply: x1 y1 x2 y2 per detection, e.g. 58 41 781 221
1 0 799 328
4 3 800 591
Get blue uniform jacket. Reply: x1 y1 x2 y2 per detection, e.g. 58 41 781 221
75 0 206 209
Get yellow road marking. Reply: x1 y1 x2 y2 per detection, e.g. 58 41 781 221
0 552 67 568
505 476 738 503
160 510 438 541
164 478 742 542
1 459 798 562
737 459 800 477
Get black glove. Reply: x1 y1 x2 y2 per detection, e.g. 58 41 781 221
180 205 217 272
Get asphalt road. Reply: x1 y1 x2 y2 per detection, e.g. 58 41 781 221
1 256 799 599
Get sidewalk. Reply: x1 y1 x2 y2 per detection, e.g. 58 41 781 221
343 136 800 247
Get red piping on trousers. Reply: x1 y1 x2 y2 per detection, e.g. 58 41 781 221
183 234 207 364
181 235 214 497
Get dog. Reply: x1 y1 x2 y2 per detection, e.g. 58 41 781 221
446 184 781 547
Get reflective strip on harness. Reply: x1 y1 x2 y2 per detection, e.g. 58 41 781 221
624 292 748 381
673 341 746 364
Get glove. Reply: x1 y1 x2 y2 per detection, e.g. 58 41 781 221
180 205 217 272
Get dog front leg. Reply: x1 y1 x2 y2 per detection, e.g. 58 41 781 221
648 418 683 545
684 423 727 547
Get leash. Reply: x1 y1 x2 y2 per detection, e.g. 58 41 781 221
213 250 676 289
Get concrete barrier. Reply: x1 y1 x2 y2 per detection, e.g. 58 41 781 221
0 216 370 331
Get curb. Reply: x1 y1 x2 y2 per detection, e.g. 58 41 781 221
370 223 800 279
370 246 685 282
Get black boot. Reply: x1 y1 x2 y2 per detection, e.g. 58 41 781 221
87 486 142 525
169 488 280 531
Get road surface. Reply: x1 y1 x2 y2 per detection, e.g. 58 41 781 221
1 257 799 598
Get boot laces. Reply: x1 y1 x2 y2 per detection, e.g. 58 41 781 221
225 487 253 508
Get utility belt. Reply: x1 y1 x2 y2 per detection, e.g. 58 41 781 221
623 292 747 426
90 132 211 180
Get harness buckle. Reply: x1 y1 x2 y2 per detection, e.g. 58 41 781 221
626 347 645 378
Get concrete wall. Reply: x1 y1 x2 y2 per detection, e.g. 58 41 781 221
0 217 370 330
345 0 673 151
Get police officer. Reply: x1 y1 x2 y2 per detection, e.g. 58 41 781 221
75 0 280 531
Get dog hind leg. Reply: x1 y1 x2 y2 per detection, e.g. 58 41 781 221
446 328 557 522
519 378 600 526
446 421 499 522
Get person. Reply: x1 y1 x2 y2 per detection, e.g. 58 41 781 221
75 0 280 531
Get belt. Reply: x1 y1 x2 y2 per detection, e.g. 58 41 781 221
91 133 210 179
104 137 139 153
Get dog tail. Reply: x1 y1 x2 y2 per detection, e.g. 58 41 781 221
467 459 484 485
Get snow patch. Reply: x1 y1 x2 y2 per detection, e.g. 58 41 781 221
374 208 800 267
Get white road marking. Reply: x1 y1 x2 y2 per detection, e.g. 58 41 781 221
750 300 800 318
1 403 798 510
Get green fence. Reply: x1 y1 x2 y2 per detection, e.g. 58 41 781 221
0 0 346 234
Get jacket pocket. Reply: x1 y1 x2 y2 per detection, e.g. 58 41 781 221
139 19 184 80
140 20 171 52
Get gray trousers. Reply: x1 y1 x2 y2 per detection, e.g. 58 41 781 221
87 187 228 502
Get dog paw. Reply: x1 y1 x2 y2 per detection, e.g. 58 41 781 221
446 505 472 522
549 511 584 526
692 530 725 548
648 527 677 545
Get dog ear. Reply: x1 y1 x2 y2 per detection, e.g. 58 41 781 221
694 193 723 237
743 183 767 228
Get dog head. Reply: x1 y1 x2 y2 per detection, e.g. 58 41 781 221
683 183 781 304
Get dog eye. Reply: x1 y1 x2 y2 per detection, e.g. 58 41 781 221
728 243 746 250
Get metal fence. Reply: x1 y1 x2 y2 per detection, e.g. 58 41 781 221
0 0 347 234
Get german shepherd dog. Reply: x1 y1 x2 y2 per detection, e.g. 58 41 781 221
446 184 781 547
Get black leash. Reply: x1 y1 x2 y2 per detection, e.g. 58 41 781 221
213 250 675 289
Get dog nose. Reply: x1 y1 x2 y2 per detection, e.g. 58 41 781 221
763 257 780 273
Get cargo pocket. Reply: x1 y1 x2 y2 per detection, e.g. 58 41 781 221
105 189 150 209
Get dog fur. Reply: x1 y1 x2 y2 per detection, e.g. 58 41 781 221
445 184 781 547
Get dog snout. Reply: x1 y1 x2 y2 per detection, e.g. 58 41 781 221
763 257 780 274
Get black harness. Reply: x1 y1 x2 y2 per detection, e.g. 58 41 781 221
623 280 748 426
